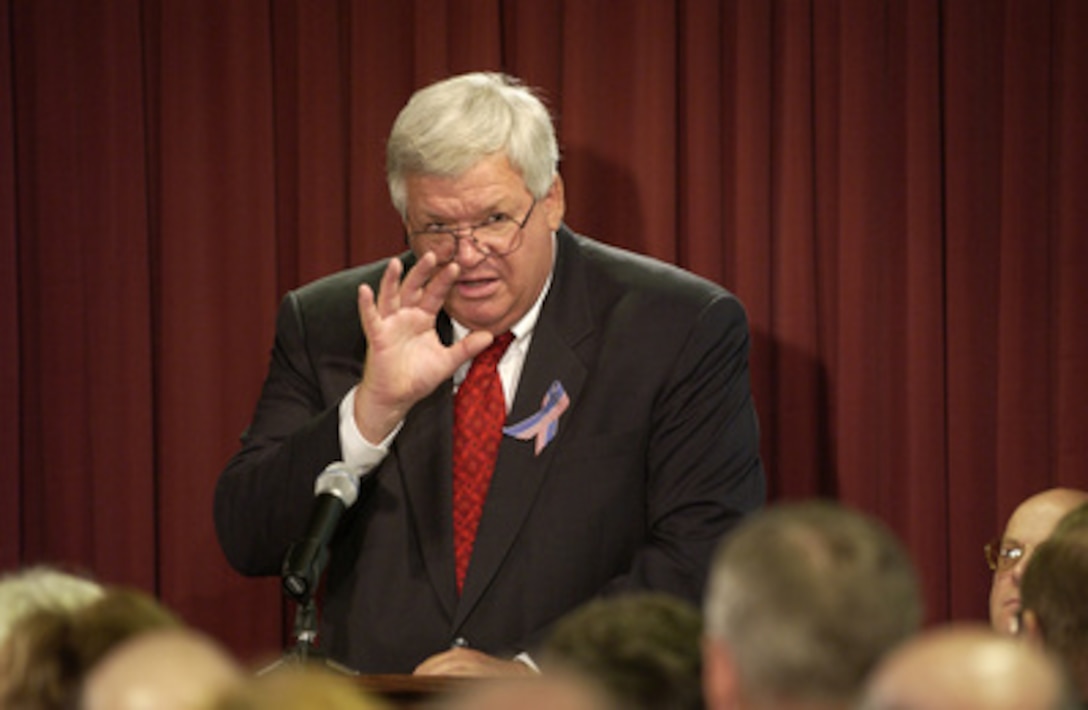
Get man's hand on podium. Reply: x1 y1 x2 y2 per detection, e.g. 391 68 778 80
413 647 537 677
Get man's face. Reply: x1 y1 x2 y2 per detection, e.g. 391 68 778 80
988 494 1078 634
403 153 565 335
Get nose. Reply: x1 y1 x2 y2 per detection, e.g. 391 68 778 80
1010 552 1031 584
452 233 488 268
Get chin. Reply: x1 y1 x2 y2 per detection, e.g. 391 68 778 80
448 303 502 329
453 311 512 335
992 610 1015 634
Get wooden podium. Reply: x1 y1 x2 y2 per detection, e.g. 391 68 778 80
260 657 473 709
354 673 474 709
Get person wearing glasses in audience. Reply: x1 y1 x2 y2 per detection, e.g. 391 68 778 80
985 488 1088 635
214 72 765 676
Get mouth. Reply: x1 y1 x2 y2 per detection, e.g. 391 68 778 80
454 275 500 297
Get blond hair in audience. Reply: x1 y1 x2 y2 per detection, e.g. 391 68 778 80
0 585 180 710
0 565 103 647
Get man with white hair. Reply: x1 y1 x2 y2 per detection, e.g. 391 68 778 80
215 72 765 675
986 488 1088 634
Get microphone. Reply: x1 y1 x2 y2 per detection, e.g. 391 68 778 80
281 462 360 603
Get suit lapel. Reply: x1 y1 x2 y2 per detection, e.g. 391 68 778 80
454 230 596 628
396 314 459 618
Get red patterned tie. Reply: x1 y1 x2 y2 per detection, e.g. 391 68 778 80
453 332 514 594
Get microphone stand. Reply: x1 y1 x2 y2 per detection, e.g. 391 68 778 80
280 541 325 666
261 462 361 675
257 586 322 674
259 547 333 675
276 581 356 675
285 593 321 664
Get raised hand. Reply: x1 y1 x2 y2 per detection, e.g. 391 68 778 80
353 251 494 443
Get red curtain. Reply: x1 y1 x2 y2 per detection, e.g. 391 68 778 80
3 0 1086 661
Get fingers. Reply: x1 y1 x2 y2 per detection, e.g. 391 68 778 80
375 256 404 317
418 261 460 313
398 250 435 306
357 253 485 380
413 648 523 677
357 283 380 338
412 649 449 676
403 252 459 314
377 252 457 315
360 254 450 336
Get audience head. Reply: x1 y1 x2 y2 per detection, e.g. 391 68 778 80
1052 501 1088 537
987 488 1088 634
434 673 617 710
1020 525 1088 701
386 72 559 219
0 565 103 648
202 664 389 710
0 585 181 709
541 592 703 710
860 623 1078 710
702 500 922 709
82 627 243 710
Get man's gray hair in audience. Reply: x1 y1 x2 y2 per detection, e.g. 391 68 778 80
703 500 922 708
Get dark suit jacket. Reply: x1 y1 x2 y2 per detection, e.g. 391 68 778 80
214 226 765 672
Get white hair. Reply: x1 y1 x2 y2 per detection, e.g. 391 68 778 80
386 72 559 218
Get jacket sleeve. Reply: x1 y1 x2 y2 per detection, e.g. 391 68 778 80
213 289 346 576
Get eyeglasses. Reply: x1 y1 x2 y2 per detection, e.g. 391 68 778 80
984 537 1027 572
408 199 537 265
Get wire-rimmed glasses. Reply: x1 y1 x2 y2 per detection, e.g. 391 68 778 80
984 537 1026 573
408 199 537 265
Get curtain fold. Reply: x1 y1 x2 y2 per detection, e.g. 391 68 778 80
7 0 157 588
1053 0 1088 480
1 0 20 572
149 0 284 654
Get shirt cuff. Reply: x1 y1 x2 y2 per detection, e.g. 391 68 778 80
513 652 541 673
338 385 401 476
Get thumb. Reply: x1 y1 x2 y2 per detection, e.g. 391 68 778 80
454 330 497 366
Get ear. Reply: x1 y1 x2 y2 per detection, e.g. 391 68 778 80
1019 609 1046 648
542 175 566 231
703 636 742 710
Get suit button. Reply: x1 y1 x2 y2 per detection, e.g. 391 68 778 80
451 636 469 648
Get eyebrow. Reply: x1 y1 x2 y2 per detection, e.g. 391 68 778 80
418 198 515 224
